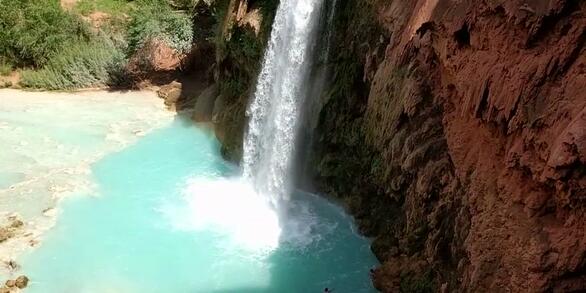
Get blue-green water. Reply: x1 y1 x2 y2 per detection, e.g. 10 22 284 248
20 117 377 293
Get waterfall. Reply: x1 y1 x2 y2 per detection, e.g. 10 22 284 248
242 0 325 206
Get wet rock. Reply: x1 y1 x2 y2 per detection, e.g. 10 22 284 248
14 276 28 289
157 81 183 108
4 260 19 272
0 215 24 243
4 280 14 288
193 84 218 122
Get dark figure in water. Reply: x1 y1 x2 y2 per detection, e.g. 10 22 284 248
324 288 332 292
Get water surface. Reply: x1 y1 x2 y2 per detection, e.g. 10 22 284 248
20 116 378 293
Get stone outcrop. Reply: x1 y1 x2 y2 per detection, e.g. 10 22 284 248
211 0 278 160
0 216 24 244
127 39 189 74
1 275 28 292
157 81 184 108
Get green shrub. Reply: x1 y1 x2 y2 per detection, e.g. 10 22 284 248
75 0 131 17
219 74 247 100
227 26 262 61
0 0 92 67
169 0 207 10
0 61 11 76
127 0 193 54
21 41 126 90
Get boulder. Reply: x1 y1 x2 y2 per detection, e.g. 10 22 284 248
15 276 28 289
157 81 183 107
0 228 13 243
127 39 188 74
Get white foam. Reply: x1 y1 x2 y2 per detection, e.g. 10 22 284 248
162 177 281 252
161 176 336 254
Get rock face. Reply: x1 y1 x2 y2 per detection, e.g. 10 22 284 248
157 81 184 108
211 0 585 291
127 39 190 74
211 0 277 161
309 0 585 292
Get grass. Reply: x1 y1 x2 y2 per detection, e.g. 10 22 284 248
0 61 11 76
75 0 133 17
20 41 127 90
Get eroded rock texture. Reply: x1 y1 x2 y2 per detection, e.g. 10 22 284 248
310 0 585 292
212 0 278 161
211 0 585 291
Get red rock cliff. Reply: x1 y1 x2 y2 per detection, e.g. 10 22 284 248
310 0 585 291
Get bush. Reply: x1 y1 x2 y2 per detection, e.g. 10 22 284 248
20 41 127 90
0 0 92 67
75 0 131 17
0 61 11 76
127 0 193 55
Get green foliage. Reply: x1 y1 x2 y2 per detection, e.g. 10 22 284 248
0 60 11 76
0 0 199 90
255 0 279 33
169 0 213 11
0 0 92 67
227 26 262 61
20 41 126 90
75 0 131 17
127 0 193 54
75 0 134 44
216 25 264 101
329 57 362 100
219 74 247 100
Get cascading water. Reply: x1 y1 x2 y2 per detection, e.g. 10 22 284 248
242 0 325 206
8 0 379 290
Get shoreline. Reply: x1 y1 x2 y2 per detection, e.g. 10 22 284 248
0 89 175 280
